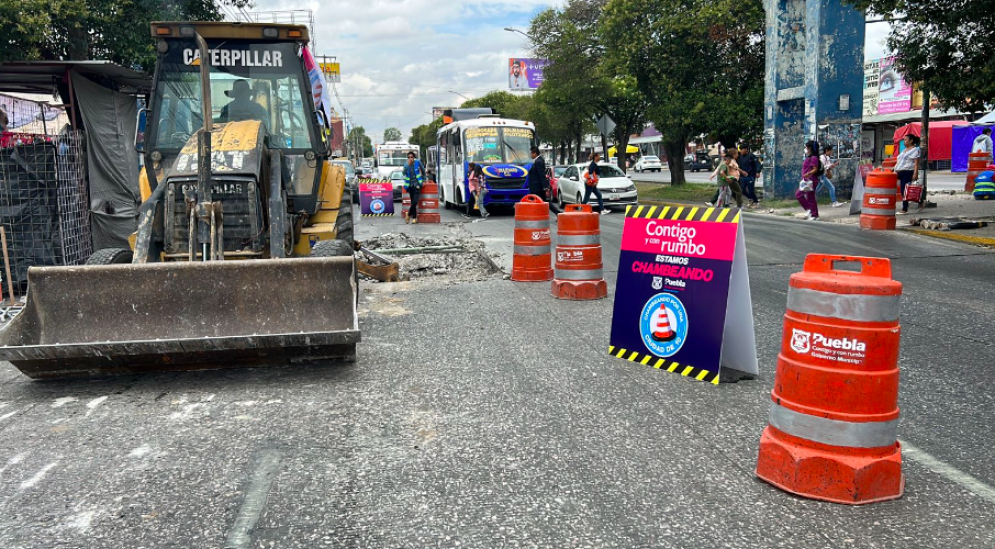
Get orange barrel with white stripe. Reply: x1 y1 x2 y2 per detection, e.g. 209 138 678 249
551 204 607 300
859 169 897 230
966 151 992 192
418 181 441 223
511 194 553 282
756 254 903 505
881 157 897 171
401 186 411 220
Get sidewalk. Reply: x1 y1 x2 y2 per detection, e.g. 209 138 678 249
756 190 995 244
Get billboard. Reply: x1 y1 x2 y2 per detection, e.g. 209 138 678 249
876 57 911 114
862 59 880 118
320 62 340 83
431 107 452 119
508 58 548 90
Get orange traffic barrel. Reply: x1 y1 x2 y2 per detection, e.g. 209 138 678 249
511 194 553 282
418 181 441 224
401 186 411 221
859 169 898 230
966 151 992 192
756 254 903 505
881 157 897 171
551 204 607 300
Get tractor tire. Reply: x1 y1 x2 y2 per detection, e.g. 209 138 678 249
335 191 355 246
86 248 133 265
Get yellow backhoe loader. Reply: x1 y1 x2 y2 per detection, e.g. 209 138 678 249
0 22 360 379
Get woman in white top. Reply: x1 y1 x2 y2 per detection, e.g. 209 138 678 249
894 134 920 214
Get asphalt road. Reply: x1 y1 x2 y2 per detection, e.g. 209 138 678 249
631 169 969 191
0 204 993 548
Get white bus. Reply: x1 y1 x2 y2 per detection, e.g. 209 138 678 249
374 141 419 180
435 109 537 215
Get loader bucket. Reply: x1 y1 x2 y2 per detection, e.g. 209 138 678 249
0 257 360 379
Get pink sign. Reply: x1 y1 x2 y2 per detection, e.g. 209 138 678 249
620 216 739 262
877 57 911 114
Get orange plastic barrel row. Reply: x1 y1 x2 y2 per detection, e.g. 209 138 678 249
511 195 553 282
418 181 441 224
552 204 607 300
756 254 904 505
966 151 992 193
860 168 897 230
881 157 897 171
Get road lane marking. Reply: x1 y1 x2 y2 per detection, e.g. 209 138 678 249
901 440 995 504
224 449 284 549
20 462 58 490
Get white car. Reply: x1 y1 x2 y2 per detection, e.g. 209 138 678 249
634 155 663 172
556 162 638 210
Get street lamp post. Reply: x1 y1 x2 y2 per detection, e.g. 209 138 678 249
448 90 471 101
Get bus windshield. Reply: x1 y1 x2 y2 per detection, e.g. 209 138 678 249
379 150 415 167
464 126 535 165
152 40 314 151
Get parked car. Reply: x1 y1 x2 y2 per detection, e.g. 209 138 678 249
332 160 358 201
685 152 713 172
634 155 663 173
388 169 405 200
556 162 638 210
547 166 568 203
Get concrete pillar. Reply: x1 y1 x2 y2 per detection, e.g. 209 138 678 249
764 0 865 199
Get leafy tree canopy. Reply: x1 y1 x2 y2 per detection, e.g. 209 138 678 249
347 126 374 158
383 127 402 142
845 0 995 112
600 0 764 183
0 0 249 71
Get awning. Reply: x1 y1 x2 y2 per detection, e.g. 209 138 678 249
0 61 151 95
629 135 662 145
608 144 639 156
863 108 964 125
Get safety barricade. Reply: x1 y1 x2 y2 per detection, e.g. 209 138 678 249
551 204 607 300
966 152 992 193
511 195 553 282
756 254 903 505
859 169 897 230
402 187 411 221
418 181 441 224
881 157 897 171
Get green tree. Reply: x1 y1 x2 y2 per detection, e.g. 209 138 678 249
409 117 445 159
531 0 650 172
460 91 534 121
601 0 765 184
347 126 374 158
0 1 249 70
844 0 995 112
383 127 402 142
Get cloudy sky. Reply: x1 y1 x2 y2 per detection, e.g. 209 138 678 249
245 1 892 143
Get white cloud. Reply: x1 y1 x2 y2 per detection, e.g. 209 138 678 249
864 20 893 60
248 0 562 142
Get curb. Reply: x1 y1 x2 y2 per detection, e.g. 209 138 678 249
904 228 995 247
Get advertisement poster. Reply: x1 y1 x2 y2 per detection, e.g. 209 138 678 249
508 58 549 90
608 205 757 384
877 57 911 114
863 59 880 117
359 179 394 216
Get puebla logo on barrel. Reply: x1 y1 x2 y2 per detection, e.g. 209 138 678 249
639 293 688 357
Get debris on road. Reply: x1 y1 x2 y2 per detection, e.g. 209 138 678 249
360 229 500 283
912 216 992 231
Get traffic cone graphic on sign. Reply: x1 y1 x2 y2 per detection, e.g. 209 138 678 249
652 305 676 342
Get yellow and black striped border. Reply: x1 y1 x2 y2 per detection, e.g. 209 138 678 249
361 213 395 217
608 345 719 385
625 204 740 224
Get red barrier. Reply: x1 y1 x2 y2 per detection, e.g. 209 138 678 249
966 152 992 193
511 195 553 282
418 181 441 224
756 254 903 505
860 169 897 231
551 204 607 300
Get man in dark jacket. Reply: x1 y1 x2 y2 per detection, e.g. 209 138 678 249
737 145 761 206
526 146 560 214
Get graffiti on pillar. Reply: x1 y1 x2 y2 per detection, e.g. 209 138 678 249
818 123 861 159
